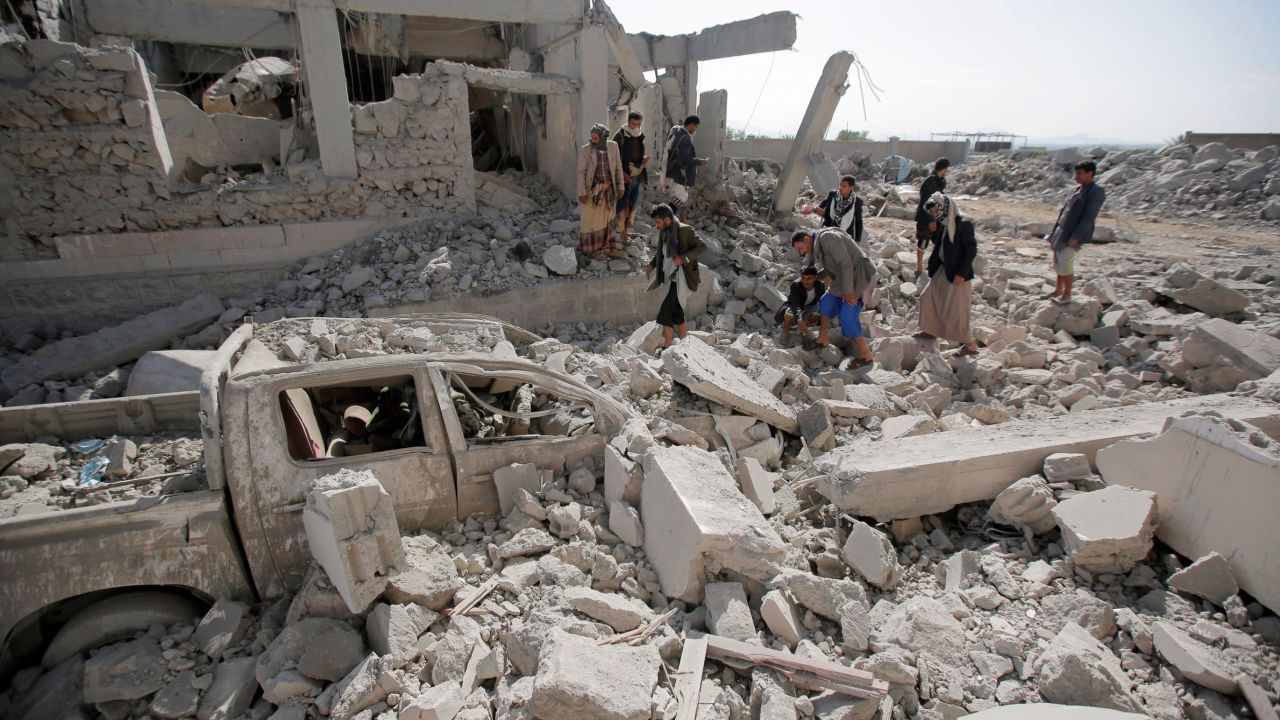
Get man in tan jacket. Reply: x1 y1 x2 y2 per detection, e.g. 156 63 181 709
577 123 625 261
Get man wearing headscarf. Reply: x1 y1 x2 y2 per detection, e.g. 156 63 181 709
577 123 625 261
917 192 979 356
915 158 950 277
802 174 864 244
613 111 649 248
790 227 877 367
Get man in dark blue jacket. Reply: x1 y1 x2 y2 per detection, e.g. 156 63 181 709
915 158 950 277
663 115 708 219
776 267 826 347
1047 161 1106 304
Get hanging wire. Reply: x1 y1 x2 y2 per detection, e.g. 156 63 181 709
848 51 884 122
740 50 778 137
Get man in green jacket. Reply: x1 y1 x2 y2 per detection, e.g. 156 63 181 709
646 204 707 348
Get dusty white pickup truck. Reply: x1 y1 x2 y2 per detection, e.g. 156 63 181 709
0 315 628 675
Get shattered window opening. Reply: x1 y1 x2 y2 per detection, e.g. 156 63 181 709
445 372 596 444
279 374 428 461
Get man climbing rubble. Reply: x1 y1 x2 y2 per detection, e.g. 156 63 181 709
663 115 709 220
801 174 865 244
1045 160 1106 304
613 111 650 249
777 266 825 348
790 227 876 367
646 203 707 349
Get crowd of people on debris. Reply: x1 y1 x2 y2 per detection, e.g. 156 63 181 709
576 115 1109 366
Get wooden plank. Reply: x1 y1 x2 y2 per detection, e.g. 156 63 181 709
1239 676 1279 720
700 633 888 701
673 637 707 720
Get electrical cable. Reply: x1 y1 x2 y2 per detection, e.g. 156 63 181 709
740 50 777 137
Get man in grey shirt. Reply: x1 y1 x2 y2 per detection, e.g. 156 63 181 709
1047 160 1106 304
790 228 877 367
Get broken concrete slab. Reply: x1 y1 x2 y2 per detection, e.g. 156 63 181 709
125 349 218 396
1161 265 1249 317
330 654 393 720
1096 415 1280 612
986 475 1059 536
797 402 835 451
563 585 652 632
83 637 167 703
608 500 644 547
841 521 900 589
760 589 802 648
879 414 935 440
256 617 365 685
1151 621 1239 695
773 569 868 621
531 628 660 720
3 295 224 392
366 602 431 667
197 656 259 720
705 582 757 644
150 670 200 719
1052 485 1158 574
1031 621 1142 712
735 457 776 514
302 469 406 614
870 596 967 666
640 445 786 602
385 535 464 610
812 394 1278 521
1181 318 1280 391
191 598 250 660
401 682 464 720
663 338 799 433
1168 552 1239 607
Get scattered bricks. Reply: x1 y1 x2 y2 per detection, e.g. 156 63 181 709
1030 622 1143 713
985 476 1059 535
705 582 757 644
385 535 464 610
608 500 644 547
604 444 643 507
841 521 901 589
531 628 660 720
401 682 464 720
641 445 786 602
663 338 799 433
761 589 802 648
735 457 777 515
1052 485 1158 574
197 656 259 720
1168 552 1239 607
563 586 653 632
798 402 836 451
302 469 406 614
494 463 541 516
1151 622 1239 695
191 598 250 659
83 637 167 703
1042 452 1091 483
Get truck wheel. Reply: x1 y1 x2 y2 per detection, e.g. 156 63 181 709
41 591 205 668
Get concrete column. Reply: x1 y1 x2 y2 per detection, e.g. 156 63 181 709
130 49 177 186
577 24 609 145
771 51 853 215
693 89 726 185
635 82 665 184
296 0 358 178
683 58 698 121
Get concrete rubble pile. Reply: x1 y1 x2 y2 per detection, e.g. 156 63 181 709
944 142 1280 224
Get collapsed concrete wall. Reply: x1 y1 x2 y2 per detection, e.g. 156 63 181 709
0 39 475 242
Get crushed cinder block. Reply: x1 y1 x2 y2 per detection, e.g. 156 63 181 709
705 582 757 644
628 361 663 399
663 338 799 433
1151 621 1239 695
531 628 660 720
493 463 541 516
191 598 250 660
1051 485 1157 574
986 475 1059 535
1030 622 1143 713
735 457 777 514
942 549 981 592
760 589 802 648
1168 552 1239 607
842 521 900 589
303 469 406 614
1097 414 1280 612
640 445 786 602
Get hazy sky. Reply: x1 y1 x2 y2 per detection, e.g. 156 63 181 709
609 0 1280 144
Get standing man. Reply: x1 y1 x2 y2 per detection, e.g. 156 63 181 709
915 158 950 277
777 266 826 347
802 174 864 244
917 192 979 356
577 123 625 261
613 111 649 249
647 204 707 349
663 115 709 220
790 227 877 367
1046 161 1106 303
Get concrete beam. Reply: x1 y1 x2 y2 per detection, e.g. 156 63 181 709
772 52 853 215
442 61 578 95
628 11 798 70
161 0 583 23
591 0 647 90
296 0 358 178
82 0 294 49
812 394 1280 523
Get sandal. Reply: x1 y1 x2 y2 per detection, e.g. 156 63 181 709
846 357 874 371
957 346 979 357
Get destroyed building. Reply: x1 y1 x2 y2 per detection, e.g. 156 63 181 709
2 1 1280 720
